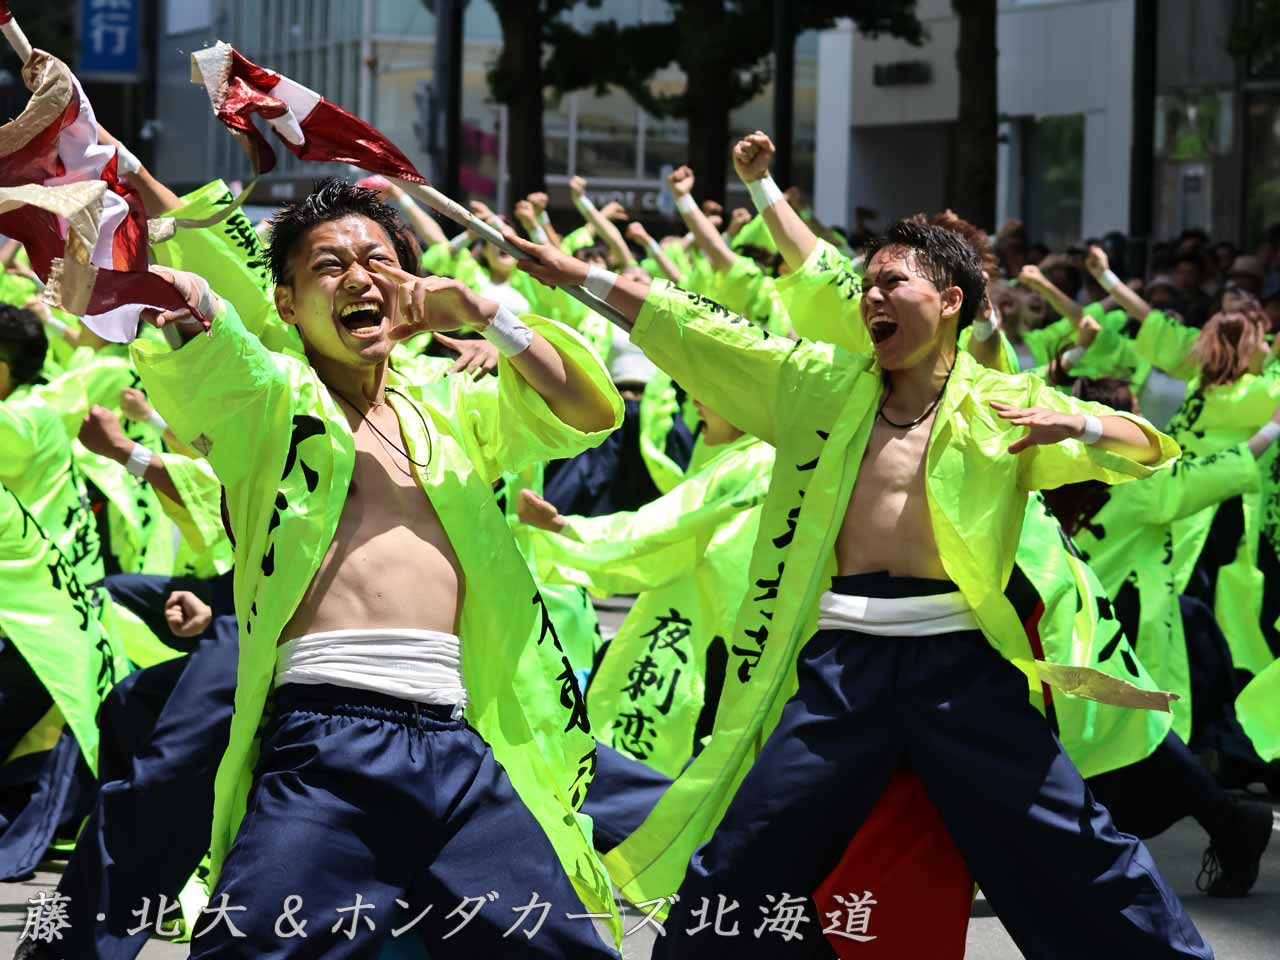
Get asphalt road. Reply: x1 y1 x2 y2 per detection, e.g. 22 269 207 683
2 600 1277 957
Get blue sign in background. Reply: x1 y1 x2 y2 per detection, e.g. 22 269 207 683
80 0 140 80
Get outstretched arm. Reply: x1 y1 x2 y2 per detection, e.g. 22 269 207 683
991 400 1161 464
732 131 817 270
1085 245 1152 325
78 404 186 504
1019 263 1083 326
368 260 617 433
667 166 736 273
627 221 685 284
569 177 636 268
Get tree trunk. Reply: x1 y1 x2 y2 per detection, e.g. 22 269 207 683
948 0 998 230
494 2 547 203
676 0 731 204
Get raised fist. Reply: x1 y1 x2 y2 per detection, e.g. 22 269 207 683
733 131 775 183
667 165 695 198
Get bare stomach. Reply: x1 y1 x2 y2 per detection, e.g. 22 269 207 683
835 511 951 581
281 525 465 643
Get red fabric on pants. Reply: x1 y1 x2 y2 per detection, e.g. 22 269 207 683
815 771 972 959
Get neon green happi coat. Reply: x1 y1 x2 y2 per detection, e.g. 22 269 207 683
1236 657 1280 761
773 238 867 352
707 256 790 337
0 388 104 590
1156 355 1280 675
0 483 129 771
1015 494 1171 778
37 347 177 576
604 280 1179 902
1069 444 1261 740
532 435 773 777
132 300 625 939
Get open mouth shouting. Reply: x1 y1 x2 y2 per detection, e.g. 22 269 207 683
337 299 385 338
869 315 899 345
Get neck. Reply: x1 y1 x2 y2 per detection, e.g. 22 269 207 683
312 352 389 411
883 344 956 419
704 425 745 447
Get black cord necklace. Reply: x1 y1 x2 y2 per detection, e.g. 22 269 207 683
877 366 954 430
331 386 434 478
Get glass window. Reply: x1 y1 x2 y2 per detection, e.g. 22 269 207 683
1245 92 1280 244
1024 113 1084 251
376 0 435 36
575 90 640 180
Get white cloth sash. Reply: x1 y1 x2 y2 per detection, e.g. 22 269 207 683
275 628 467 718
817 589 980 637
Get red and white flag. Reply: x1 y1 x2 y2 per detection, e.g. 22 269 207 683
0 50 192 342
191 42 428 185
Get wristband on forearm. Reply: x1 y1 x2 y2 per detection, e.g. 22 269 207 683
585 264 618 302
146 410 168 433
395 194 417 214
972 309 1001 343
449 230 472 253
125 443 153 479
1098 270 1120 293
1253 422 1280 446
645 238 662 260
479 305 533 358
746 175 784 214
1080 415 1104 445
537 210 551 227
674 194 697 216
573 194 598 219
1061 346 1087 370
43 314 70 337
529 224 549 244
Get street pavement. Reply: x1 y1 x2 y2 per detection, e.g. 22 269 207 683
2 599 1277 957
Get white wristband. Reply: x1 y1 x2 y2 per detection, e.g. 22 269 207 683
395 194 417 214
1080 415 1104 445
530 225 549 245
1098 270 1120 293
972 312 1000 342
645 238 662 259
1061 346 1087 370
1254 422 1280 445
721 231 733 245
125 443 153 479
573 194 598 218
449 230 472 253
674 194 697 216
44 314 70 337
146 410 168 433
479 305 533 358
114 141 141 177
537 210 551 227
681 231 694 244
585 264 618 302
746 175 784 214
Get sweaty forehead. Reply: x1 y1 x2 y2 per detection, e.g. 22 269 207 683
295 214 395 263
866 245 925 280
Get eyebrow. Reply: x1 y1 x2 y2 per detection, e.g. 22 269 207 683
309 241 391 260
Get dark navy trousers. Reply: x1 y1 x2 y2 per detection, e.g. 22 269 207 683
581 741 672 854
47 572 238 960
655 576 1211 959
187 682 619 959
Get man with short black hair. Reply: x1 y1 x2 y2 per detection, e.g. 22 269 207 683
129 178 624 957
511 215 1209 958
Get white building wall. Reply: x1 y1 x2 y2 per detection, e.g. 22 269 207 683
819 0 1135 237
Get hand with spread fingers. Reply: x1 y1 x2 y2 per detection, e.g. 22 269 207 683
990 401 1087 454
434 331 499 378
368 260 500 340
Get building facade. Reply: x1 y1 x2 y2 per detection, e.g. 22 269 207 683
151 0 820 226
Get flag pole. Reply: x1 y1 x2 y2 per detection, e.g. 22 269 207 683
0 2 33 65
397 179 635 333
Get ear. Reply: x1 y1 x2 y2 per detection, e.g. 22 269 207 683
274 285 296 326
939 284 964 321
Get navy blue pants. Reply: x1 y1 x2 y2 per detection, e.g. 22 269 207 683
106 572 231 655
188 683 618 959
0 639 94 881
655 575 1211 959
581 741 672 854
47 586 238 960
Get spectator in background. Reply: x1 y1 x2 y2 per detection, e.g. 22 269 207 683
1228 254 1266 299
1174 250 1213 326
